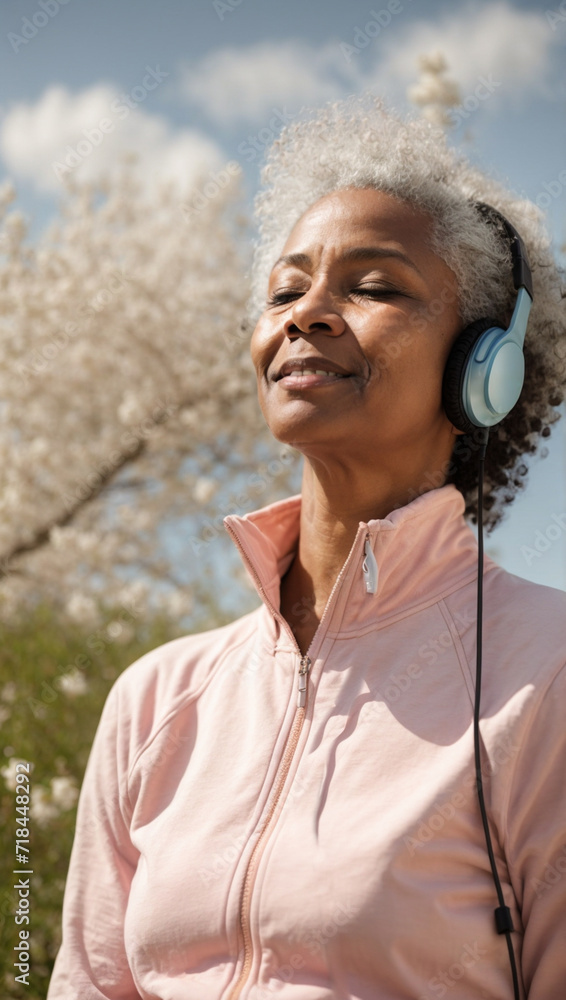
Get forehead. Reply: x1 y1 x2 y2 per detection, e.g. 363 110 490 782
276 187 437 270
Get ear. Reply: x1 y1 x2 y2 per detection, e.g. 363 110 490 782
451 424 466 436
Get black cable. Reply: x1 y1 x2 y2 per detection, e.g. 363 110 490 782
474 427 520 999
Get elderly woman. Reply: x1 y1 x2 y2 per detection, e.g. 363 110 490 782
48 96 566 1000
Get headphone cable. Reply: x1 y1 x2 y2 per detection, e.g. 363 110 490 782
474 428 520 999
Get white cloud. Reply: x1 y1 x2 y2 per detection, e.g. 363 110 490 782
180 39 356 126
179 2 557 127
368 1 555 100
0 83 223 194
2 3 557 196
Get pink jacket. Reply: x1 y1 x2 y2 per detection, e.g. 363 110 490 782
47 484 566 999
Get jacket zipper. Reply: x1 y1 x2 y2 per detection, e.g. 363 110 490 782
224 520 373 1000
362 532 379 594
226 653 311 1000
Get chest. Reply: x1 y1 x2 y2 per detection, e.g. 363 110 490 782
123 621 514 997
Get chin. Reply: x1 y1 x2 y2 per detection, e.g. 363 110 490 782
270 427 351 460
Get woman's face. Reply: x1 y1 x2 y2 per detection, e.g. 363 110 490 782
250 187 462 468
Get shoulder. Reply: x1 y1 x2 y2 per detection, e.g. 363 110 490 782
444 560 566 698
117 607 260 695
484 565 566 700
483 561 566 651
99 607 261 761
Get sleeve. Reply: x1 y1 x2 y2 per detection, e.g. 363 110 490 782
47 676 143 1000
505 663 566 998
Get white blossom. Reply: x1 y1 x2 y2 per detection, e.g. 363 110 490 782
50 526 77 550
50 775 79 810
407 52 462 129
117 579 149 615
29 437 50 458
106 619 135 644
158 589 193 619
117 392 147 426
30 786 60 827
1 681 17 703
57 669 89 697
74 531 99 553
1 757 35 792
0 179 16 209
193 476 217 504
65 593 99 626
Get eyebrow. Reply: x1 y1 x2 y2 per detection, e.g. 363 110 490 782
272 245 423 276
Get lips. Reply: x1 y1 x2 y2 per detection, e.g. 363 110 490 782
274 357 352 380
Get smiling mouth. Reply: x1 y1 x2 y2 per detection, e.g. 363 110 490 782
276 369 352 388
280 369 348 379
274 356 353 381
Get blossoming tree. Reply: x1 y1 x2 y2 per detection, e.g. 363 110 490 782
0 165 295 630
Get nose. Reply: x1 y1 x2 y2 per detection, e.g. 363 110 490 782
283 283 346 339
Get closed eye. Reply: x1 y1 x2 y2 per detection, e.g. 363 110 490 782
266 285 401 307
266 289 304 306
351 285 401 299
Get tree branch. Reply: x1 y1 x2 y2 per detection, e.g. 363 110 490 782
1 430 153 578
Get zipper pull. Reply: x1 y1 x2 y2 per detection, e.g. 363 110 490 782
362 534 378 594
297 656 311 708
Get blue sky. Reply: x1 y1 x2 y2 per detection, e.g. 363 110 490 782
1 0 565 593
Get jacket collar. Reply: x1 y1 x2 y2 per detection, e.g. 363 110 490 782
224 484 479 631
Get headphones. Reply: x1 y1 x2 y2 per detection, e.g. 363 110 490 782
440 202 533 1000
442 201 534 434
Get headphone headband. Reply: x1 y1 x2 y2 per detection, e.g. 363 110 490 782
473 201 533 298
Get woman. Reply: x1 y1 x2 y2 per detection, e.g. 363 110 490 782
48 96 566 999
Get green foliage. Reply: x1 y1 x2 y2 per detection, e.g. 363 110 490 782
0 601 223 999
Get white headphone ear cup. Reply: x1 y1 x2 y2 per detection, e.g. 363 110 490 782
442 319 499 434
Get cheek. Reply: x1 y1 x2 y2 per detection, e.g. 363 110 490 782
376 329 420 369
360 303 426 366
366 314 428 377
374 302 458 380
249 328 275 416
249 327 261 368
249 318 274 373
372 329 449 415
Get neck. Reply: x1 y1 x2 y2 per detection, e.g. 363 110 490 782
279 445 454 652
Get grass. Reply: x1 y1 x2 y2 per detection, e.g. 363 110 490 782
0 601 213 999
